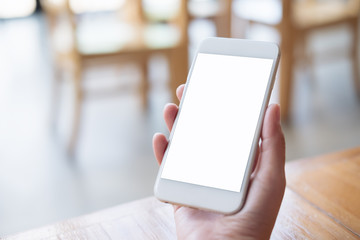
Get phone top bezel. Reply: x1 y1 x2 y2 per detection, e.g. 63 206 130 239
154 37 280 214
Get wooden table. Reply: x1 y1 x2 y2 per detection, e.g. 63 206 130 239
4 147 360 239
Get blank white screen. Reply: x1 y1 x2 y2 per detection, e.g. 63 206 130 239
161 53 273 192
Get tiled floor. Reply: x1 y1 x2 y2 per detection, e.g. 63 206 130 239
0 14 359 236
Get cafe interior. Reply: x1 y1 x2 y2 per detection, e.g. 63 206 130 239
0 0 359 237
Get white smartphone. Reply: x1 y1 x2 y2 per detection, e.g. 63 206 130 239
154 38 280 214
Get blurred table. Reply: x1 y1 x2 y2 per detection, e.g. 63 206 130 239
4 147 360 239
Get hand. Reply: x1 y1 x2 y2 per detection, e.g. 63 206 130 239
153 84 286 240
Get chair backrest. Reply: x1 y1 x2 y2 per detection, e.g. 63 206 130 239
139 0 189 46
233 0 360 29
188 0 232 37
292 0 360 29
42 0 189 58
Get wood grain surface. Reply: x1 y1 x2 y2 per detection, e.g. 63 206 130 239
4 147 360 239
286 147 360 236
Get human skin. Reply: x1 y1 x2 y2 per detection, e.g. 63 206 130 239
153 84 286 240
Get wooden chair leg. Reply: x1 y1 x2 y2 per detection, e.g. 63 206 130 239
169 46 189 104
214 0 232 37
51 62 62 131
351 18 360 96
279 29 295 121
68 64 83 156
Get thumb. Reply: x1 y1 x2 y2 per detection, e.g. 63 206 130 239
241 104 286 233
258 104 286 175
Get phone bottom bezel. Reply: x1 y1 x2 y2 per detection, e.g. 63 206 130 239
154 177 249 214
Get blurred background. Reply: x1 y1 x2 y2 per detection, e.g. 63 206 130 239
0 0 359 236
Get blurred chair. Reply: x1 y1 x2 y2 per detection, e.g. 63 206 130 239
233 0 360 119
0 0 37 18
188 0 232 37
41 0 189 155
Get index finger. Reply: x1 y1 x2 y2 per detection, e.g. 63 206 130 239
176 84 185 101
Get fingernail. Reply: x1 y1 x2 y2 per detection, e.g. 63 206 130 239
153 132 163 139
163 103 173 112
